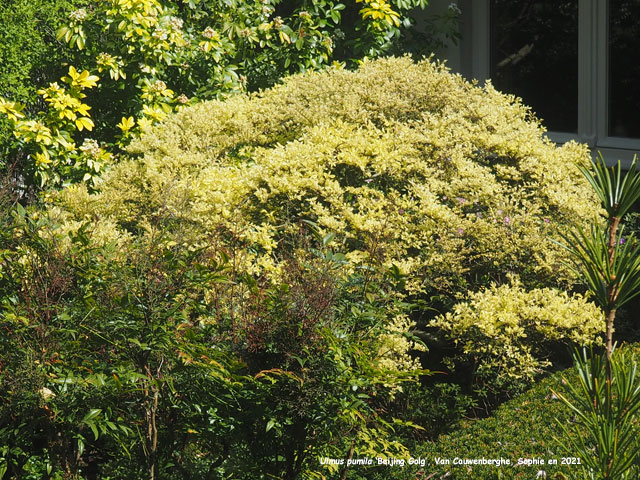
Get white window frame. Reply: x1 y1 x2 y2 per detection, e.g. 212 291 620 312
457 0 640 167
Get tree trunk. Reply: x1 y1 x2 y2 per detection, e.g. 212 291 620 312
605 308 616 360
605 215 620 361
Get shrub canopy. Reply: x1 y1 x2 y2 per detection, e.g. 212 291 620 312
51 57 606 411
55 56 600 301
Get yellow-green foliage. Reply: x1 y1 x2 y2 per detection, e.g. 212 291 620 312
49 56 606 381
432 278 604 382
55 56 600 301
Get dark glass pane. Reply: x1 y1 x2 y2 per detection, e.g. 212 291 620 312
490 1 578 133
609 0 640 138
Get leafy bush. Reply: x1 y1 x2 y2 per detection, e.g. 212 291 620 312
0 0 81 175
414 344 640 480
0 205 424 479
0 0 82 103
416 367 580 480
0 67 112 188
43 58 599 423
386 381 476 441
50 56 604 410
58 57 600 295
433 277 604 402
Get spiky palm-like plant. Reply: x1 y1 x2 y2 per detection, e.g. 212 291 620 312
556 347 640 480
561 154 640 359
554 154 640 480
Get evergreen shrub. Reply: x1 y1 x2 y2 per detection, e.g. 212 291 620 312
416 344 640 480
415 367 579 480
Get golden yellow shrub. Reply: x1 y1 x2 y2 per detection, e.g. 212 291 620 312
57 57 599 291
52 56 603 374
432 278 604 382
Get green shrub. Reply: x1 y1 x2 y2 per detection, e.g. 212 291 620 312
386 381 477 441
0 205 424 479
0 0 82 103
0 0 82 174
415 368 579 480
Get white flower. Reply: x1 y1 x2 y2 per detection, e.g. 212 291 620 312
448 3 461 15
202 27 216 39
40 387 55 400
69 8 87 22
169 16 184 31
152 28 168 41
80 139 101 157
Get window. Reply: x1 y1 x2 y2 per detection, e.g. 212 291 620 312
608 0 640 139
490 0 579 133
456 0 640 166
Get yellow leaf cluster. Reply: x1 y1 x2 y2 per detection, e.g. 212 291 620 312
359 1 401 28
0 98 25 121
432 277 605 381
61 66 100 89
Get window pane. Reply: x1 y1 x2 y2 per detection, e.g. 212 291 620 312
609 0 640 138
490 0 578 133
